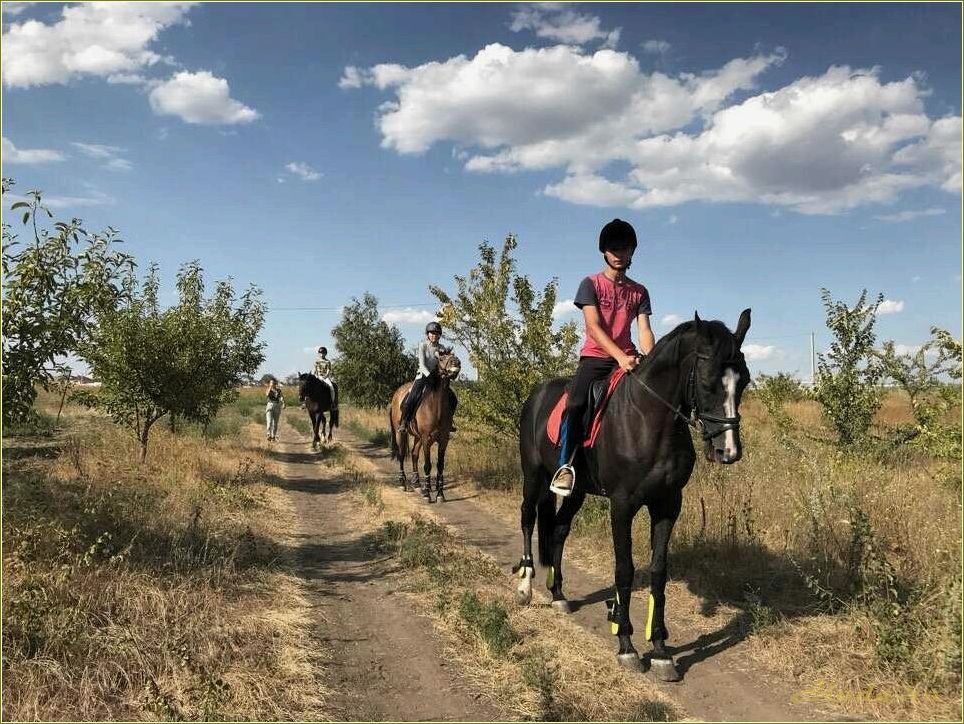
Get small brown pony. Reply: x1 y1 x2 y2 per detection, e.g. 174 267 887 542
388 351 461 502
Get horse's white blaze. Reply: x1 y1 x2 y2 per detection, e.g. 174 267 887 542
722 367 740 458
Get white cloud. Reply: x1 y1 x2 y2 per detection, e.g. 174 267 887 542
743 343 776 361
1 3 36 17
7 188 115 209
878 299 905 315
285 161 322 181
668 214 678 225
509 3 620 46
149 71 260 125
349 47 961 214
71 141 123 159
551 298 576 319
71 141 133 171
641 39 671 55
338 65 366 89
892 343 920 356
1 2 196 88
660 313 684 328
874 207 945 223
105 157 133 172
911 275 921 283
382 308 435 325
2 136 64 163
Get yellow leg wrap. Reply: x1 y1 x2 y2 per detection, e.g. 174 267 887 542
610 622 619 635
645 593 655 640
546 566 555 589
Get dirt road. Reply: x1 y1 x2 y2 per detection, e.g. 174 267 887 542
270 418 847 722
268 422 506 721
332 427 848 723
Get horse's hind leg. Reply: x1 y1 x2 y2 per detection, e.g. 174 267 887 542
422 440 435 503
410 437 423 496
396 429 410 489
311 411 321 450
547 487 586 613
646 490 683 682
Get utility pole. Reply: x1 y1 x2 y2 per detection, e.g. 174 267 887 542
810 331 816 385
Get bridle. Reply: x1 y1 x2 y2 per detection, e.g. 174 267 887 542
627 350 743 441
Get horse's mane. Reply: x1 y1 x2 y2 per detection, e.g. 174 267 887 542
644 318 737 369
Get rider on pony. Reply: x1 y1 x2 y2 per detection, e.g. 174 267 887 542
400 322 458 431
551 218 655 496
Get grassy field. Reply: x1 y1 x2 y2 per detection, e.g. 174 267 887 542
2 387 330 721
342 392 962 721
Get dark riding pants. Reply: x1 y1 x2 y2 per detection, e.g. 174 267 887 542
559 356 617 467
402 377 458 423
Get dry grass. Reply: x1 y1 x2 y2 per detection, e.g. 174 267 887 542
2 389 331 721
343 395 962 721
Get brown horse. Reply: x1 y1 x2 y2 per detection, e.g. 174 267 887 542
388 351 461 502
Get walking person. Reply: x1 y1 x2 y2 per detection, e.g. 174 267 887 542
265 378 285 441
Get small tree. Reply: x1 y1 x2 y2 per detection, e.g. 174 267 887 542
878 327 962 463
331 293 416 407
813 288 885 448
430 234 579 436
77 262 265 461
2 181 135 424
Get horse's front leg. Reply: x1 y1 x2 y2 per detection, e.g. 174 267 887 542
422 438 435 502
311 410 321 450
646 491 683 681
609 497 643 671
435 437 448 503
319 413 327 444
548 488 586 612
410 436 422 495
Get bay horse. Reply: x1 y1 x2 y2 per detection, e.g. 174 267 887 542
516 310 751 680
388 351 461 502
297 373 339 449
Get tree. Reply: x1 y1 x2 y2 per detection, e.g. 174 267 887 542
76 262 265 461
331 293 416 407
878 327 962 463
2 181 135 424
430 234 579 436
813 288 885 447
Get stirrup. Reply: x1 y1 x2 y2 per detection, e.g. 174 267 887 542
549 465 575 497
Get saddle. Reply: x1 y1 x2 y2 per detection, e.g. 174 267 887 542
401 375 438 420
547 368 627 449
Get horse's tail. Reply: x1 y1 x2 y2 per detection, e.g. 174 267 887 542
388 405 399 460
536 494 556 567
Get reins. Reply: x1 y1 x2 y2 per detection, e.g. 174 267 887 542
624 346 742 441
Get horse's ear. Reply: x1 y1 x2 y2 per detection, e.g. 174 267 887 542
734 308 751 346
693 310 703 335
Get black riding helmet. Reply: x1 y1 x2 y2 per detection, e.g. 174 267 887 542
425 322 442 335
598 218 638 253
317 346 327 355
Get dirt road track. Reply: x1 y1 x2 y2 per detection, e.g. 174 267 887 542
332 427 848 723
270 422 507 721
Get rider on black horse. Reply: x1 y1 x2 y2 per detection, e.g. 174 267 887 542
400 321 458 431
551 218 655 496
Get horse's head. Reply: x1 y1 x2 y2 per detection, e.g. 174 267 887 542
689 309 752 464
438 349 462 380
297 372 311 401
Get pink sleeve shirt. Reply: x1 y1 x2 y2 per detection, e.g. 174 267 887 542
574 273 651 358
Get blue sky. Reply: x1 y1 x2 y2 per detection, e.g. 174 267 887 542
3 1 961 381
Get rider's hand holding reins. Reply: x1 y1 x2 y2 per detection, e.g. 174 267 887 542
617 352 640 373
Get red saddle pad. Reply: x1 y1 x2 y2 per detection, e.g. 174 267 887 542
547 368 626 448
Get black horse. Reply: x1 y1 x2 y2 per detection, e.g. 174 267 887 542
516 310 751 680
297 373 339 449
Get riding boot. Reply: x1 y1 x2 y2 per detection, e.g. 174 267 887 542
550 416 577 496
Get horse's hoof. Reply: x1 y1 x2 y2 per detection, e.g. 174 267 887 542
516 588 533 606
550 599 572 614
617 653 642 672
650 657 681 682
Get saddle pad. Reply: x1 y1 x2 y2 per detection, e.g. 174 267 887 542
547 368 626 448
